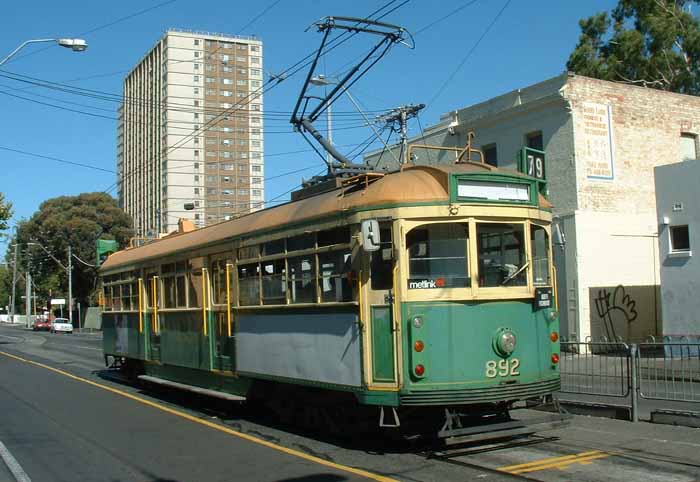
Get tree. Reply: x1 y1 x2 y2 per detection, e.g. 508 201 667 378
0 192 12 232
7 193 133 314
567 0 700 95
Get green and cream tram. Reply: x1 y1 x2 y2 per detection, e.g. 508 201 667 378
100 160 562 437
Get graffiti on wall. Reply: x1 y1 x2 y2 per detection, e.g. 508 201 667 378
594 285 637 341
589 284 660 342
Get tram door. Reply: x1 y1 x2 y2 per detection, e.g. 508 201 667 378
364 222 398 387
211 259 234 372
144 269 161 362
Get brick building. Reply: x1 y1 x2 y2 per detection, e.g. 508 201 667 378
366 72 700 341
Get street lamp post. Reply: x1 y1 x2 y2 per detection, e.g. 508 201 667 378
26 242 73 324
0 38 88 66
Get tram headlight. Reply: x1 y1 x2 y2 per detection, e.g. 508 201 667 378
495 329 517 356
412 316 423 329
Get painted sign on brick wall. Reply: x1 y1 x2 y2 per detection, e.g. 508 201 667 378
579 102 615 180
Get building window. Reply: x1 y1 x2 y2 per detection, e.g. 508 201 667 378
194 63 200 70
680 133 697 161
194 51 200 57
194 150 199 157
194 113 199 119
194 188 200 195
482 144 497 167
670 225 690 252
526 131 543 151
194 88 199 95
194 162 199 169
194 100 199 107
251 45 260 52
194 75 200 82
194 39 200 46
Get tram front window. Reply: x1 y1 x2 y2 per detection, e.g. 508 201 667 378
477 223 527 287
407 223 470 289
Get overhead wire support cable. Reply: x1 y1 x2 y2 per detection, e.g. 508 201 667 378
428 0 512 106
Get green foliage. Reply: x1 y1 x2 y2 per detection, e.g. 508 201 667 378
567 0 700 95
6 193 133 312
0 192 12 232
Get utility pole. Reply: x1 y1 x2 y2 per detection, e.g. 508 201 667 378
10 242 18 321
67 245 73 324
378 104 425 165
25 271 31 328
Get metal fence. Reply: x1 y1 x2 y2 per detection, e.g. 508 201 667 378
560 337 700 422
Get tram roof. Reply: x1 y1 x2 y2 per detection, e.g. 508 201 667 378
101 163 548 272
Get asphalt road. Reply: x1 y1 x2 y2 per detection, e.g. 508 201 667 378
0 324 699 482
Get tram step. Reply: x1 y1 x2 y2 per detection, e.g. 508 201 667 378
138 375 247 402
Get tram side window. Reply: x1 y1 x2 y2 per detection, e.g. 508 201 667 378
162 263 188 308
261 259 286 305
145 274 157 308
407 223 470 289
371 226 393 290
319 250 353 302
318 226 351 247
102 285 112 311
238 263 260 305
477 223 527 287
112 285 123 310
121 283 132 311
287 233 314 252
288 255 316 303
211 259 229 305
531 225 551 286
188 269 203 308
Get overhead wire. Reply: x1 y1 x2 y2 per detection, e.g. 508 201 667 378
428 0 512 106
112 1 410 196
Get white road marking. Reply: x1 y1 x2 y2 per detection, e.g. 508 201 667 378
0 440 31 482
0 335 23 342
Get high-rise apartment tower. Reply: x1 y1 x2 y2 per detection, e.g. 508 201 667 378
118 29 265 236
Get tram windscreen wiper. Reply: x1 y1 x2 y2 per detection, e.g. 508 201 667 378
501 261 529 285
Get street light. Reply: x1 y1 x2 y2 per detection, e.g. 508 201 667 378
0 37 88 66
309 75 334 167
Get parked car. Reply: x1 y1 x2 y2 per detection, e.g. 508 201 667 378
51 318 73 334
33 319 52 331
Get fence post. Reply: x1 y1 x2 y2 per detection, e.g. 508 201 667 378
630 343 639 422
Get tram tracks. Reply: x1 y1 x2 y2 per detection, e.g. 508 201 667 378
421 431 700 482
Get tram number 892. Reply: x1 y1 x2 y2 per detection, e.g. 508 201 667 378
485 358 520 378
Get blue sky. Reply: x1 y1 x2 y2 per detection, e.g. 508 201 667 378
0 0 617 255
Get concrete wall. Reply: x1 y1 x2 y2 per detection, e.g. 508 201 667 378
655 161 700 338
